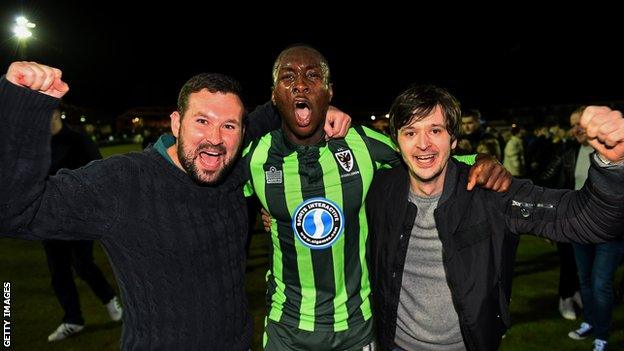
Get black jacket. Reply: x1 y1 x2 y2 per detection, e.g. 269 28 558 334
366 158 624 351
537 140 580 189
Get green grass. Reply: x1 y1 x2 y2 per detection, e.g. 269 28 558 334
1 144 622 350
501 237 624 351
99 144 143 159
2 234 622 350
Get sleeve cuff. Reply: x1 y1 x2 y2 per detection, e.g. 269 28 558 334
594 152 624 168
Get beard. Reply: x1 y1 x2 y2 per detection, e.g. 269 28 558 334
177 137 237 186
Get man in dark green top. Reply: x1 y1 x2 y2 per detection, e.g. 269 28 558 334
244 45 509 351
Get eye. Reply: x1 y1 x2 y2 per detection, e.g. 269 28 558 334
223 124 237 130
432 128 441 134
403 131 415 137
307 71 321 79
196 118 208 125
280 73 294 81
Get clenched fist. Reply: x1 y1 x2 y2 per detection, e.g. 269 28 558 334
6 61 69 99
580 106 624 165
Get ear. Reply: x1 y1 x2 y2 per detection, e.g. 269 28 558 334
170 111 181 138
328 84 333 102
271 90 276 105
451 138 458 151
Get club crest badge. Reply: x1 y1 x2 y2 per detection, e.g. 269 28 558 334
334 150 354 172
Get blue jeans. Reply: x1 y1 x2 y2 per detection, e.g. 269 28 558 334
573 241 624 340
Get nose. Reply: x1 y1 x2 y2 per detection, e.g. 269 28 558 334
292 75 310 95
416 132 431 150
204 125 222 145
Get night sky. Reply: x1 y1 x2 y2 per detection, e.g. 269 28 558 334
1 3 622 122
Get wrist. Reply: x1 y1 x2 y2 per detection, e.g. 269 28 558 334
596 153 624 166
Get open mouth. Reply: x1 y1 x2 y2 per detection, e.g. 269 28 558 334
413 154 436 167
198 150 224 171
294 100 311 127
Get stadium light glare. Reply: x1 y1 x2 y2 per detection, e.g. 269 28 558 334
12 16 36 40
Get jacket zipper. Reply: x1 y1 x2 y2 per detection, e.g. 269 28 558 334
440 244 477 351
436 207 477 351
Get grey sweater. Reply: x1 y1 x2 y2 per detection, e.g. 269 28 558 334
395 191 465 351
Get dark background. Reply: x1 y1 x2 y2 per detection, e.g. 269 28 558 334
1 2 622 122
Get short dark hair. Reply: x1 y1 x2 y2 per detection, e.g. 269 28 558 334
389 84 461 144
461 108 481 121
177 73 243 117
272 44 331 89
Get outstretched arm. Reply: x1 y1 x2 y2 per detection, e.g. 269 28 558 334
500 106 624 243
0 62 115 241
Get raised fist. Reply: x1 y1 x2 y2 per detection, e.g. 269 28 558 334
6 61 69 99
580 106 624 164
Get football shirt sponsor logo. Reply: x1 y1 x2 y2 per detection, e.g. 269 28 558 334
292 198 344 249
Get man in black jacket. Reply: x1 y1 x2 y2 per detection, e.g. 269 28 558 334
0 61 350 350
366 85 624 351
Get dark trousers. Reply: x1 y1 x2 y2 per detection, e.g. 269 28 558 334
573 241 624 341
557 242 580 298
42 240 116 325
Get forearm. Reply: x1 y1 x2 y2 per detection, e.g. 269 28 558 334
503 156 624 243
0 77 58 215
0 78 110 240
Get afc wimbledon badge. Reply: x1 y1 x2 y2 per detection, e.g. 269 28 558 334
292 197 344 250
334 150 354 172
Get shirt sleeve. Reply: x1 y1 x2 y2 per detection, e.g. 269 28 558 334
497 156 624 243
0 78 117 241
452 154 477 165
359 126 401 170
241 141 256 197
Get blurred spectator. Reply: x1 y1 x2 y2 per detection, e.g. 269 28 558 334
529 121 581 320
476 138 502 161
550 124 568 144
45 108 122 342
454 137 474 156
525 124 554 182
503 125 525 177
460 109 502 160
371 118 390 135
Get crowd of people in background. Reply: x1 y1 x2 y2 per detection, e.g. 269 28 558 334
3 55 623 351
